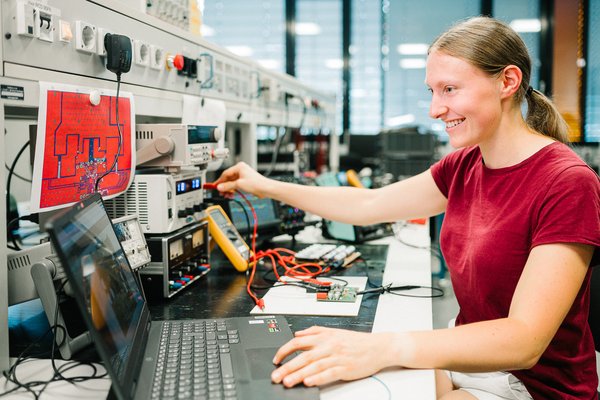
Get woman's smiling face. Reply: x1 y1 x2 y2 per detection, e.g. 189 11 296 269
426 50 504 149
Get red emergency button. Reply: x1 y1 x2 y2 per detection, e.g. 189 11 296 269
173 54 184 70
167 54 185 71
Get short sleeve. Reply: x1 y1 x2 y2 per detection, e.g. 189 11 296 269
430 146 479 199
532 165 600 249
430 157 450 198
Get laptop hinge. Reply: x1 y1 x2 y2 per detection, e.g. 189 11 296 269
130 380 137 398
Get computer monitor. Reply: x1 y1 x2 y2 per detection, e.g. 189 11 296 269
46 193 145 383
211 192 281 238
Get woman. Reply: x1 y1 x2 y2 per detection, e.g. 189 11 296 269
215 17 600 399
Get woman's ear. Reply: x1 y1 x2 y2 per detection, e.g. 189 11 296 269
499 65 523 99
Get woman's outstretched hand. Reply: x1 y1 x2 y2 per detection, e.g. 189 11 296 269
214 162 273 198
271 326 398 387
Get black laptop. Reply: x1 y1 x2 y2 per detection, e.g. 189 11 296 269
46 193 318 400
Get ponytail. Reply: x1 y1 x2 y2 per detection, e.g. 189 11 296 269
525 89 569 143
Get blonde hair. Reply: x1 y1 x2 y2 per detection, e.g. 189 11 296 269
429 16 568 143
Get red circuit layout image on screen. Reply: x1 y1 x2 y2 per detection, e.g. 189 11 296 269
40 90 132 208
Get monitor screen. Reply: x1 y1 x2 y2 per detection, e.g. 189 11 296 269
47 194 144 383
228 192 280 234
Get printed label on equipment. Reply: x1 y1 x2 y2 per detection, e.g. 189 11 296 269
1 85 24 100
248 320 265 324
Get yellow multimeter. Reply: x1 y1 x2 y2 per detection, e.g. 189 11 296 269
204 205 252 272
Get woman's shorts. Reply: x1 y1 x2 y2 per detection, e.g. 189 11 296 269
446 370 533 400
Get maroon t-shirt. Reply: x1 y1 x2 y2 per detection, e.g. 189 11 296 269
431 142 600 399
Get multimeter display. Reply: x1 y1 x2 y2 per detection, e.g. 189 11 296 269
210 209 230 226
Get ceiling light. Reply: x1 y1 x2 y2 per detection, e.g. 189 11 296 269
295 22 321 35
386 114 415 127
399 58 426 69
351 88 366 98
397 43 428 55
325 59 343 69
509 19 541 33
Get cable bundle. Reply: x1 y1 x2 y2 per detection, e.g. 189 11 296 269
235 191 336 309
1 281 108 399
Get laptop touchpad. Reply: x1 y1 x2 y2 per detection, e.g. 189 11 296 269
245 348 280 380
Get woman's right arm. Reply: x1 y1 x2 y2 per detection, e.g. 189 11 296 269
215 162 447 226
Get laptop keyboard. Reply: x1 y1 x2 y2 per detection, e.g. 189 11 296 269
152 320 240 400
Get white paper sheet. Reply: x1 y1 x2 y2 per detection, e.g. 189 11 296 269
250 276 367 316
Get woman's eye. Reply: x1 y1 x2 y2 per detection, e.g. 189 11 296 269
444 87 454 93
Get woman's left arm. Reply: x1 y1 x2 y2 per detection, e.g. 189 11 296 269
408 242 595 372
271 243 595 387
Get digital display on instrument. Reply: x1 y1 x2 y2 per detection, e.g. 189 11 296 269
192 229 204 248
187 125 216 144
176 177 202 195
169 239 183 260
210 208 230 227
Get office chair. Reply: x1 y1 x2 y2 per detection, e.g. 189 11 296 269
587 250 600 394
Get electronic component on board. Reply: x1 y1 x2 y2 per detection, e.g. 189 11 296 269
316 285 358 303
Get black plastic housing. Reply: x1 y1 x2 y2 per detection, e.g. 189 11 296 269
104 33 132 75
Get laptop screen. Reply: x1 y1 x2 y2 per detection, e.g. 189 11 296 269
47 193 145 386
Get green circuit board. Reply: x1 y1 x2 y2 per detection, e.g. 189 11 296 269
316 286 358 303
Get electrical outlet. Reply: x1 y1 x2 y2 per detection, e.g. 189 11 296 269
75 21 97 53
134 40 150 67
150 45 164 70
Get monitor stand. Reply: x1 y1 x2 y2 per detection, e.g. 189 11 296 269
31 258 92 359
